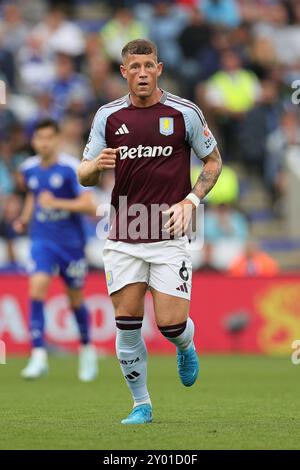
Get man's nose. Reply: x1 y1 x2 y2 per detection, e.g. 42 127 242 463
139 66 147 77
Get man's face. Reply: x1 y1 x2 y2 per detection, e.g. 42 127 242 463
120 53 163 99
32 127 59 158
222 51 240 72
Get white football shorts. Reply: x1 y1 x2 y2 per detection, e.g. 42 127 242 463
102 237 192 300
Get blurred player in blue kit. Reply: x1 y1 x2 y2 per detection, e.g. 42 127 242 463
15 119 98 381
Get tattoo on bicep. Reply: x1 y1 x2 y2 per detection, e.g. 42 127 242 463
193 147 222 199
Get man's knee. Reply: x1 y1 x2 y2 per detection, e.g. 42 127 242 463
111 283 147 317
114 306 142 318
151 289 190 327
29 274 51 300
68 289 84 310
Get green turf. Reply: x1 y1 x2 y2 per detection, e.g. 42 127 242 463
0 355 299 450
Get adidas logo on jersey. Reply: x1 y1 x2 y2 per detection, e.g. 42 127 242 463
176 282 188 293
115 124 129 135
119 145 173 160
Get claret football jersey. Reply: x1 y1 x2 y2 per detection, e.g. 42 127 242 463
83 90 217 243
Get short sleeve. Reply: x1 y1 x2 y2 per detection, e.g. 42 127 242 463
83 108 107 161
184 106 217 159
18 156 40 191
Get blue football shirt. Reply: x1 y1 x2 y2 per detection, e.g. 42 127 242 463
20 153 87 249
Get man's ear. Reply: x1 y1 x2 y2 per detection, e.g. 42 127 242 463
157 62 163 78
120 64 127 79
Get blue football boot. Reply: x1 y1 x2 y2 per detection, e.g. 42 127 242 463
177 343 199 387
121 404 153 425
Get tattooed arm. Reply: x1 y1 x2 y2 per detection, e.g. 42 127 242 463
164 146 222 236
191 145 222 200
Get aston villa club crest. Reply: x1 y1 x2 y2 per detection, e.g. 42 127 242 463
106 270 113 286
159 117 174 136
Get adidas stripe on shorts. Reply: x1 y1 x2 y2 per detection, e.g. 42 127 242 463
102 237 192 300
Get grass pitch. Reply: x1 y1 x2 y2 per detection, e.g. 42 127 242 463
0 355 299 450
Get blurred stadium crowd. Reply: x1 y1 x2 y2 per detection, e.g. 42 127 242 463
1 0 300 273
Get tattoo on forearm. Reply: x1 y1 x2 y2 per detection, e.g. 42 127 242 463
192 146 222 200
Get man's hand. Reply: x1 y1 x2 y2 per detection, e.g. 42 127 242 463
13 217 28 234
13 192 34 233
95 148 118 171
163 199 196 237
38 191 56 209
78 148 119 186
